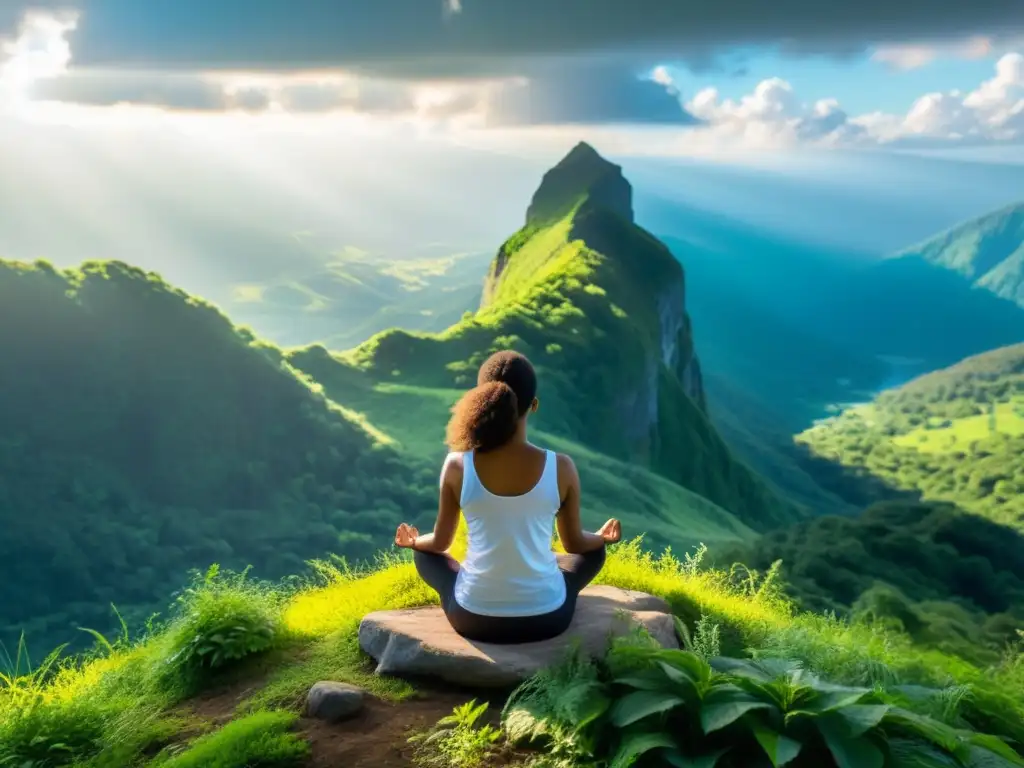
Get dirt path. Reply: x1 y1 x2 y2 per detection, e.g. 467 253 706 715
302 692 468 767
181 662 521 767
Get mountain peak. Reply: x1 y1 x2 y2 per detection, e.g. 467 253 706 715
525 142 633 226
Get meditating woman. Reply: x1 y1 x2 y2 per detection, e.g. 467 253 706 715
394 350 621 645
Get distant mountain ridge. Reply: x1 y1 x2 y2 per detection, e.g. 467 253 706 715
892 201 1024 308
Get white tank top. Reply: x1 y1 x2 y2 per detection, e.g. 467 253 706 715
451 449 567 617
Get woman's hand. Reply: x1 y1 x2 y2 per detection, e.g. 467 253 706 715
597 518 622 544
395 523 420 549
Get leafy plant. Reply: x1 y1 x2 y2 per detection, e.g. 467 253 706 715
160 566 282 693
502 635 1024 768
409 700 504 768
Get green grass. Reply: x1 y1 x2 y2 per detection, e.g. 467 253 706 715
152 710 309 767
892 398 1024 453
4 536 1024 766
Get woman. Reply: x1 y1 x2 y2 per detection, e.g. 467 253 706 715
394 350 621 645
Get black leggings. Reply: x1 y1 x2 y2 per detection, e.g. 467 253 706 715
413 547 606 645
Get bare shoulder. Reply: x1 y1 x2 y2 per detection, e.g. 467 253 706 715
442 451 465 484
555 452 579 483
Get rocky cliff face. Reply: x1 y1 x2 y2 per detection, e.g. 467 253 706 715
483 141 707 455
350 141 796 526
612 271 706 457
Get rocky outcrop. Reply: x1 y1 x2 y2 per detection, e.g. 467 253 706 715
357 586 679 688
613 273 706 456
526 141 633 226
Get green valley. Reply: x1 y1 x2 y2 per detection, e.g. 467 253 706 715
225 240 488 349
797 342 1024 528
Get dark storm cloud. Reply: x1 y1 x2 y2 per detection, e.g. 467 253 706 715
485 61 698 126
278 80 417 114
2 0 1022 76
28 71 229 110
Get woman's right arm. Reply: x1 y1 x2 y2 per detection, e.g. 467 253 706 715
555 453 614 554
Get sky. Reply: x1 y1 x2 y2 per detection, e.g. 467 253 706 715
0 1 1023 297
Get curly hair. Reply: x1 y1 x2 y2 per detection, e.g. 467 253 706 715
445 351 537 453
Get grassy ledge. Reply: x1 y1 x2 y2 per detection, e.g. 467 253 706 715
3 537 1024 767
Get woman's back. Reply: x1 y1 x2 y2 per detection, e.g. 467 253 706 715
453 447 566 617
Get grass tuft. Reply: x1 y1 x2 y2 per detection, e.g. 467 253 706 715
150 710 309 767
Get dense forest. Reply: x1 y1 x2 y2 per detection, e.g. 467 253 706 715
723 499 1024 665
0 259 436 653
798 343 1024 528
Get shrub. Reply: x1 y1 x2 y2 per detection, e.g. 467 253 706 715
151 710 308 767
159 565 283 695
502 630 1024 768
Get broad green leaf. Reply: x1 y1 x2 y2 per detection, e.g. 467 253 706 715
752 723 803 767
654 651 712 684
615 667 677 692
809 686 872 714
967 733 1024 766
816 715 884 768
658 660 699 687
700 684 775 734
609 731 677 768
835 705 890 737
884 738 961 768
611 690 687 727
664 747 731 768
710 657 774 682
577 691 612 729
883 709 966 757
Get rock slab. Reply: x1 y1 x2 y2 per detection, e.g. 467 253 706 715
306 681 366 723
358 585 678 688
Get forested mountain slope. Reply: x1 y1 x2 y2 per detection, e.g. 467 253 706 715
0 259 436 652
895 201 1024 309
303 142 803 528
723 499 1024 664
797 342 1024 528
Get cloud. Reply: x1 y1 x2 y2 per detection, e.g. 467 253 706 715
871 36 996 70
5 9 694 126
29 70 229 110
0 9 77 100
484 61 698 126
683 78 867 148
1 0 1021 78
660 52 1024 150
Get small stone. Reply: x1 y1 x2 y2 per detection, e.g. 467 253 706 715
358 585 679 688
306 681 366 723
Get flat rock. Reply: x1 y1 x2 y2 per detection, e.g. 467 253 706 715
358 585 678 688
306 681 366 723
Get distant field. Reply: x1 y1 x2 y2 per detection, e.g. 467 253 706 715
892 398 1024 454
228 246 487 348
337 382 758 553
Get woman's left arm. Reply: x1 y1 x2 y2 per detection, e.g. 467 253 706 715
411 454 462 554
